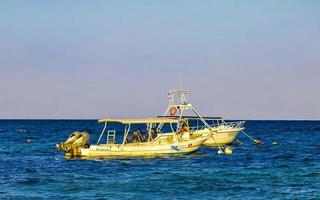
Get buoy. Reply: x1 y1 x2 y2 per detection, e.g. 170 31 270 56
224 147 233 155
272 141 278 145
27 139 31 143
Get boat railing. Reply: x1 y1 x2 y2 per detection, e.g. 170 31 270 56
190 126 206 131
224 121 245 128
190 121 245 131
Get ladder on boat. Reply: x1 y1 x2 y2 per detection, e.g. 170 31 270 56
106 130 116 144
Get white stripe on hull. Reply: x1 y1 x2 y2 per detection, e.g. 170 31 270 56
79 136 209 158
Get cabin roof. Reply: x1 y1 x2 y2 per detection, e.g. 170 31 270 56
98 117 179 124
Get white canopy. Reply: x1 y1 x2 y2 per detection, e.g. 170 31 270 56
98 117 179 124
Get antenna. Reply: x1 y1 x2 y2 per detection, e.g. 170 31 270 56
178 75 183 91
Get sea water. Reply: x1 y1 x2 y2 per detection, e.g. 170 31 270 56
0 120 319 199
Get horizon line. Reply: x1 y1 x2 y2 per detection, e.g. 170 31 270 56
0 118 319 121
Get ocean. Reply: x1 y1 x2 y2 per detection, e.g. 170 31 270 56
0 120 319 200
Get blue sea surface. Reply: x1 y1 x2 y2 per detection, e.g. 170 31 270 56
0 120 319 200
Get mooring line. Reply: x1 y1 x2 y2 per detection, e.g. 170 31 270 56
241 130 263 144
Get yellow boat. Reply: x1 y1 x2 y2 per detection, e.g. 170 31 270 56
160 89 245 147
56 117 211 159
181 118 245 147
160 116 245 147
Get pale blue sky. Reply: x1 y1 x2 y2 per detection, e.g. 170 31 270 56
0 1 319 119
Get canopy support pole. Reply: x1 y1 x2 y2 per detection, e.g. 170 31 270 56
122 123 131 146
147 123 152 142
96 122 107 144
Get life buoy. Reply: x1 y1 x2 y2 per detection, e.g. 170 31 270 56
170 107 177 116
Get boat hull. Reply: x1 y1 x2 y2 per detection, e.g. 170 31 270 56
191 128 242 147
74 136 209 159
203 130 240 146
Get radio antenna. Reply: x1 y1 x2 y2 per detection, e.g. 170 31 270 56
178 75 183 90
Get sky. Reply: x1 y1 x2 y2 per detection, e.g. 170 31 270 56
0 0 319 120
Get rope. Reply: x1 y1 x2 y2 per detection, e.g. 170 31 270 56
241 130 263 144
191 107 224 154
210 131 224 154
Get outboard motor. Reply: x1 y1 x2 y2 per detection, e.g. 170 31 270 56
56 131 90 158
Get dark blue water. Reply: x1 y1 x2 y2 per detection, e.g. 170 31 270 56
0 120 319 200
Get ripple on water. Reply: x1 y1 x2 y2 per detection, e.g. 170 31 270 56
0 120 320 199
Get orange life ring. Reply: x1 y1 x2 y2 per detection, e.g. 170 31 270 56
170 107 177 116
